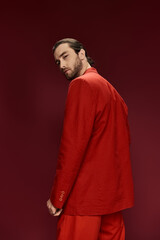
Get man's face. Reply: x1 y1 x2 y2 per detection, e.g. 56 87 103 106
54 43 83 80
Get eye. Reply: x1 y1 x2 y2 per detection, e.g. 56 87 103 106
63 55 68 59
56 60 60 65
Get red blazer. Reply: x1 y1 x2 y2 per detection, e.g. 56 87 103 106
50 67 134 215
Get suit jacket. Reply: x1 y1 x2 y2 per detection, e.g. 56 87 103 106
50 67 134 215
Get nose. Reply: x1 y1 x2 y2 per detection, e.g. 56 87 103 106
59 59 66 71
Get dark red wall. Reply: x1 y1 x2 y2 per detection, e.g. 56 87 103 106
1 1 160 239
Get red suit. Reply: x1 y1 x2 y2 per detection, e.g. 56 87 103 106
50 67 134 216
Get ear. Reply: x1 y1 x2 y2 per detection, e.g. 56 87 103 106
78 49 86 60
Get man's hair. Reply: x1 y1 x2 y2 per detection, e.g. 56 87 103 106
52 38 95 66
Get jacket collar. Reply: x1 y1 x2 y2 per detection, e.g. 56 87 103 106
70 67 98 85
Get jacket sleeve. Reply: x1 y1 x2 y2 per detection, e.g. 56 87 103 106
50 78 95 209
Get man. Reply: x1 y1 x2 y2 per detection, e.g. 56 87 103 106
47 38 134 240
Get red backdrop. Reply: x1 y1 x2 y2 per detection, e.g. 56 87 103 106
0 1 160 239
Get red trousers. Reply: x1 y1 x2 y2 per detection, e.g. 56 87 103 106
56 211 125 240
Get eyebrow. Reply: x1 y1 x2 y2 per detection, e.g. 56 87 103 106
55 51 68 64
60 51 68 58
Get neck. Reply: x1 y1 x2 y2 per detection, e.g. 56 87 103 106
79 62 91 76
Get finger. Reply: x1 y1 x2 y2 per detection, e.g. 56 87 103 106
54 209 63 216
49 210 56 215
46 200 51 208
47 206 55 214
47 204 52 211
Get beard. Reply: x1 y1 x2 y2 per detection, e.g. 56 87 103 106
65 56 83 81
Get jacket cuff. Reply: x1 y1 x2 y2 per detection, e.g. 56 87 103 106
50 186 67 209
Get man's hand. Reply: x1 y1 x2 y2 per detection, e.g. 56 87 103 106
46 199 63 216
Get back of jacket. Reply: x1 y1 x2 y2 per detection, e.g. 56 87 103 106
50 67 134 215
